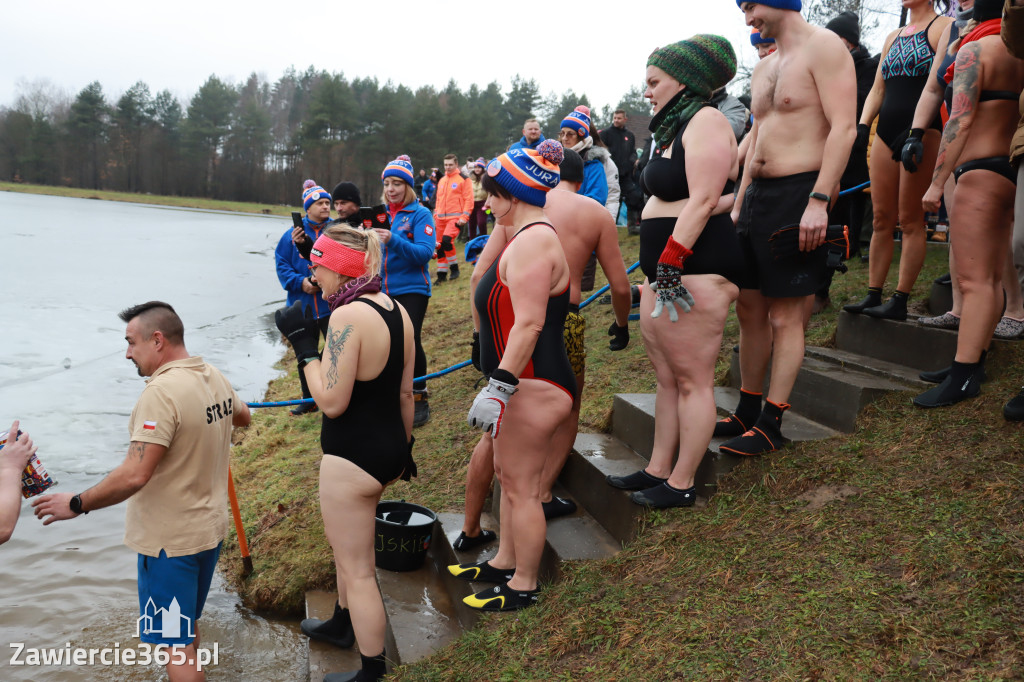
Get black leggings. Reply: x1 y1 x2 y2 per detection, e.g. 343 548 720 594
393 293 429 390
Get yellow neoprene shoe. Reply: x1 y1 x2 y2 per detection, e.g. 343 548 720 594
447 560 514 583
463 583 539 612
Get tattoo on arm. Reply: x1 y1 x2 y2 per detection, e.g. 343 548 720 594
934 44 981 183
130 441 146 462
325 324 354 390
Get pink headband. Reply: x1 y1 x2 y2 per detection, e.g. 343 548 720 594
311 234 367 277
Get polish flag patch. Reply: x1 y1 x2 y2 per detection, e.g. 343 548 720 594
143 421 157 430
424 225 434 236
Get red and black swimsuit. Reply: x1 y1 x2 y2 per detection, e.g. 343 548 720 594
474 222 577 401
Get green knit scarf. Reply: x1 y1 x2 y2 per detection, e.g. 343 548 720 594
649 89 708 150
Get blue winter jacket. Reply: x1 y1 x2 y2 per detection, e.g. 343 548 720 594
580 158 609 207
381 201 435 297
509 133 546 151
275 216 331 320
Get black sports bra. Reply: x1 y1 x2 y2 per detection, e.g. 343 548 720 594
640 110 735 202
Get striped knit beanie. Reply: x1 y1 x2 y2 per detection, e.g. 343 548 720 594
382 154 415 186
750 27 776 46
302 179 331 211
647 35 738 98
560 105 592 138
485 139 563 207
735 0 801 10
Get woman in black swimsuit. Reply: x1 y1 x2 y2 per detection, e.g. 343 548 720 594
450 140 575 612
604 35 747 508
846 0 951 320
915 0 1024 407
275 224 415 682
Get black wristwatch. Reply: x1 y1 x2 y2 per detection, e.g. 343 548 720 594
809 191 831 204
70 494 88 515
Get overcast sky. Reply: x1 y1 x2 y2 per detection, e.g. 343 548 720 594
0 1 759 114
1 2 900 115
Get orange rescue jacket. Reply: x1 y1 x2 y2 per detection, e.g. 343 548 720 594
433 170 474 222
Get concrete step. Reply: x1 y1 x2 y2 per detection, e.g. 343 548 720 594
567 389 838 545
489 479 621 583
429 511 498 632
836 310 957 372
375 551 462 669
304 590 361 682
803 346 929 389
726 347 919 432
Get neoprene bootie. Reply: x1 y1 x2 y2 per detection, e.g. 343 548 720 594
913 360 983 408
713 389 763 438
719 400 790 456
843 287 882 314
863 291 909 321
300 601 354 649
324 651 387 682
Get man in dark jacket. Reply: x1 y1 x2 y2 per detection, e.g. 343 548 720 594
600 110 639 227
814 10 879 312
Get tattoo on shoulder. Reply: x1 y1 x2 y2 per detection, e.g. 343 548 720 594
325 324 354 390
130 441 146 462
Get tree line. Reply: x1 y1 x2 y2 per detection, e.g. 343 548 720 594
0 68 649 206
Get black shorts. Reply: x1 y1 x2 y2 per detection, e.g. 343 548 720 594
639 215 757 290
738 171 829 298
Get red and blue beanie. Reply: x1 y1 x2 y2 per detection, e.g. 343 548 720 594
736 0 801 10
302 179 331 211
486 139 563 207
474 157 486 169
382 154 415 186
750 28 775 45
560 105 591 138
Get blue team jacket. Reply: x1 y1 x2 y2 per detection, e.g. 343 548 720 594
275 216 331 319
381 201 435 297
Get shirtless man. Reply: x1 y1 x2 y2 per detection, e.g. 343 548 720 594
717 0 856 456
453 149 633 550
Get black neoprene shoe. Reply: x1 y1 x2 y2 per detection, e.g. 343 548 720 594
300 601 354 649
863 295 908 321
448 560 515 583
913 362 983 408
1004 388 1024 421
606 469 667 491
542 496 577 520
463 582 539 612
719 402 790 457
452 529 496 551
843 291 882 314
920 364 987 385
630 482 697 509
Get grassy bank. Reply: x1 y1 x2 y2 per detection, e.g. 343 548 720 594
221 227 1024 677
0 181 296 217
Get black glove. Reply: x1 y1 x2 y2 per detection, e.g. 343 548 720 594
294 234 313 260
274 302 320 364
853 123 870 155
608 321 629 351
471 331 481 371
440 234 454 253
900 128 925 173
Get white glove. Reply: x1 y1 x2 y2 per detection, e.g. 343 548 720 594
467 371 519 438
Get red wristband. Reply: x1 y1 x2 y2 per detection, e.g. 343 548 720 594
658 236 693 267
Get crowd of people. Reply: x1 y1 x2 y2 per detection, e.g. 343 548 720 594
4 2 1024 682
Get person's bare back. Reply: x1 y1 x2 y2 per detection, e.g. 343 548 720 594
544 188 628 305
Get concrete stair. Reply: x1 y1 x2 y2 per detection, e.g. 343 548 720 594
304 306 997 674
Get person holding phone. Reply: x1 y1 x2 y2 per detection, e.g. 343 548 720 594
378 155 437 426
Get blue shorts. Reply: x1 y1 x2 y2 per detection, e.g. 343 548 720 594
137 543 221 646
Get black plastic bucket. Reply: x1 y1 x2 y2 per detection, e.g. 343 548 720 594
374 500 436 572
